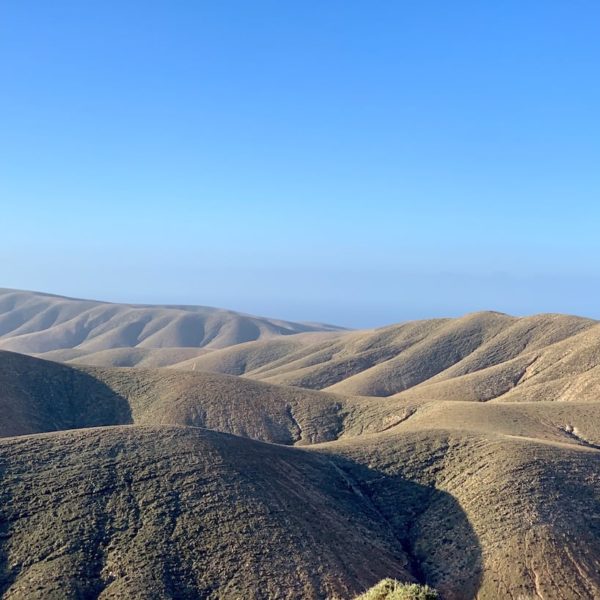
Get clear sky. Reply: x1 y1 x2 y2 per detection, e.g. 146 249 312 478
1 1 599 327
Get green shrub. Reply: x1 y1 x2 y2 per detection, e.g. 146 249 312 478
354 578 439 600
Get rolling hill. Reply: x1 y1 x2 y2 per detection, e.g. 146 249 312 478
0 426 419 599
3 348 600 598
8 289 600 411
176 311 600 403
0 350 353 443
3 292 600 598
0 288 344 359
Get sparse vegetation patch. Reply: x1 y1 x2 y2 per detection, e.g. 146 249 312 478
354 579 439 600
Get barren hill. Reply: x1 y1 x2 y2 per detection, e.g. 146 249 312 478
3 295 600 598
0 350 355 443
3 348 600 597
0 426 420 599
9 289 600 409
0 288 343 358
177 311 600 402
321 425 600 599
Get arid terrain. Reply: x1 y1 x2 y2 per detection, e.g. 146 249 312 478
2 289 600 599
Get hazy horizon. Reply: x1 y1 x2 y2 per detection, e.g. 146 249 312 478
4 277 600 331
2 2 599 327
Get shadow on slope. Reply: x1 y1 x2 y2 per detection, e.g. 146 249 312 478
326 453 483 600
323 428 600 599
0 426 482 600
1 351 390 445
0 351 132 437
0 461 9 598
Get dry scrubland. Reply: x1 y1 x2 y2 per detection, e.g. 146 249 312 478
2 289 600 598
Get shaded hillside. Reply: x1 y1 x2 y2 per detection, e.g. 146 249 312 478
6 350 600 451
0 351 394 444
2 419 599 598
0 425 456 599
0 288 343 356
0 351 132 438
321 428 600 599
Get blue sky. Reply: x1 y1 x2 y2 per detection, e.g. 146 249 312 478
1 1 599 327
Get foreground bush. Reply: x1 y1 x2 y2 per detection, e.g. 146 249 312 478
354 578 439 600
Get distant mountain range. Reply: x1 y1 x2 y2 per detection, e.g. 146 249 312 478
0 287 344 360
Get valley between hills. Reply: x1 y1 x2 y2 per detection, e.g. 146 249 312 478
1 288 600 599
